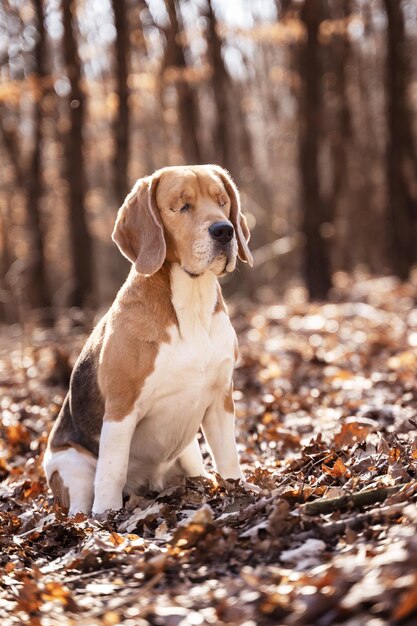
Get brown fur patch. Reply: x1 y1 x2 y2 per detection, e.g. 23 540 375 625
49 264 177 453
49 471 70 514
224 385 235 414
98 264 177 421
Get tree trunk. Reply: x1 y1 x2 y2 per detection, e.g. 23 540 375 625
111 0 130 204
0 203 14 323
62 0 94 307
206 0 234 175
327 0 354 273
25 0 51 312
298 0 332 299
164 0 202 164
383 0 417 279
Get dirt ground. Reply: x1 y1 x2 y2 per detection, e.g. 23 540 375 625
2 276 417 625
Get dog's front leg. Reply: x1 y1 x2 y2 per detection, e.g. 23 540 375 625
92 412 137 515
202 384 244 481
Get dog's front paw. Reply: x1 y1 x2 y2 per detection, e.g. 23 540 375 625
92 495 123 516
200 470 216 482
218 467 246 482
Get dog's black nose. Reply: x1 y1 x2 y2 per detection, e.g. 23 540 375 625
209 221 234 244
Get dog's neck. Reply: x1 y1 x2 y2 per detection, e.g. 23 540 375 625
170 263 218 336
123 263 220 337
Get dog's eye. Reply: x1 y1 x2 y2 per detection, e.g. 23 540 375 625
219 199 227 207
180 203 191 213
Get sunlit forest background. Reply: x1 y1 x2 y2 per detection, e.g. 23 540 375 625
4 3 417 621
1 0 417 324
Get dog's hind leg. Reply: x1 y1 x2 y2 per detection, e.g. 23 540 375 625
179 437 211 479
44 446 96 515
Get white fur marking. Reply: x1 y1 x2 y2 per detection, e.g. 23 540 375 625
179 437 209 478
43 446 96 515
170 263 218 335
202 408 244 481
93 412 138 514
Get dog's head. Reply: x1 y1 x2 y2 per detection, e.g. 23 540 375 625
112 165 253 277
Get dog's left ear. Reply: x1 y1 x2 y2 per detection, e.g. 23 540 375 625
210 165 253 267
112 174 166 275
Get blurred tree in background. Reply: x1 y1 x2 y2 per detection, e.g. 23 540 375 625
1 0 417 322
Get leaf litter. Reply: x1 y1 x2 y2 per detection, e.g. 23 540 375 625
2 277 417 624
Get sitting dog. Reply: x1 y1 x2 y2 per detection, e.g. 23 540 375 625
44 164 253 515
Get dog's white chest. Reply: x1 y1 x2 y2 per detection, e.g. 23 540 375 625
142 310 234 408
128 267 236 476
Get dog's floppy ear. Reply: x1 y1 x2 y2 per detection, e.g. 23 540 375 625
112 175 166 275
210 165 253 267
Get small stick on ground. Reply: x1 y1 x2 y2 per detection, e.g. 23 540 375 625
302 481 417 516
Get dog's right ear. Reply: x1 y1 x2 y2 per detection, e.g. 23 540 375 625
112 175 166 276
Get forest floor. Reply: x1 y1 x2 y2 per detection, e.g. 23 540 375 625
2 276 417 625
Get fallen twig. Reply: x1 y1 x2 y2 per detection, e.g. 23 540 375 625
301 481 417 516
318 501 409 536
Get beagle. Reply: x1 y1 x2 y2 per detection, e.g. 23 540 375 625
43 164 253 515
